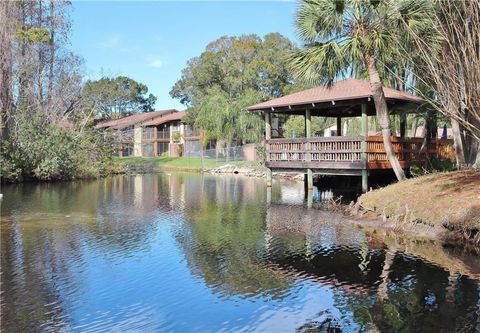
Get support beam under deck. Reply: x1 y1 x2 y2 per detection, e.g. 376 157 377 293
361 103 369 192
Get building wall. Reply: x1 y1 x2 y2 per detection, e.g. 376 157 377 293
133 125 143 156
241 144 257 161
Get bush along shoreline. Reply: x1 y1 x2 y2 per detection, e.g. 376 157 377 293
0 114 121 183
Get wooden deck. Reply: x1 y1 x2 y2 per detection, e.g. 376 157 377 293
266 136 448 173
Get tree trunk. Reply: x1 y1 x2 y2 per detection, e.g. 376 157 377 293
0 0 14 139
37 0 44 106
47 0 54 102
364 55 406 181
18 0 28 113
411 117 419 137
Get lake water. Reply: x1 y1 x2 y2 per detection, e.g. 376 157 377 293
1 173 479 332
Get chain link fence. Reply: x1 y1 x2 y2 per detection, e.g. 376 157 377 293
184 144 259 167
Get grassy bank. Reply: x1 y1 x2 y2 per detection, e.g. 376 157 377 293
114 156 251 173
354 170 480 245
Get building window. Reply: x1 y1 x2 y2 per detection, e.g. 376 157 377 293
171 122 180 132
157 124 170 139
120 127 134 141
142 127 155 140
142 143 154 157
184 125 200 137
121 143 133 157
185 140 200 152
157 142 169 156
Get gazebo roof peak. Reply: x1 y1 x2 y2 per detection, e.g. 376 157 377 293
247 78 422 115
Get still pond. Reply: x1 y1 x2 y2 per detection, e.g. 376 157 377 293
1 173 479 332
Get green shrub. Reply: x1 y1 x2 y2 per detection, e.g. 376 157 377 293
410 157 456 177
1 113 117 182
255 144 266 164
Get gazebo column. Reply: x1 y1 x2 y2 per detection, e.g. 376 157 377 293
361 104 369 192
265 111 272 187
305 109 313 191
336 117 342 136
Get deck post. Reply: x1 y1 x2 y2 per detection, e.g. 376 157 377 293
266 168 272 187
265 111 272 187
361 104 368 192
306 189 313 208
336 117 342 136
305 109 313 191
304 169 313 191
305 109 311 138
307 169 313 190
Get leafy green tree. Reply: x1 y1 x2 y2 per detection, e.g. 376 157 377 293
82 76 157 119
171 33 299 147
283 115 333 138
289 0 436 181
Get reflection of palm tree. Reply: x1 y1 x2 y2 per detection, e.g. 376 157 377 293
296 315 342 333
376 251 395 302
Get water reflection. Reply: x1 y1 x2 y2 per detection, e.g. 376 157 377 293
1 173 479 332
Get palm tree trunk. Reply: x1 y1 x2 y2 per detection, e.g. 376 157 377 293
451 118 466 169
364 55 406 181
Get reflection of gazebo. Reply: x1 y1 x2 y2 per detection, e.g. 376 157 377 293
247 79 431 192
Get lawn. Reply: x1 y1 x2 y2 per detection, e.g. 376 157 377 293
114 156 243 171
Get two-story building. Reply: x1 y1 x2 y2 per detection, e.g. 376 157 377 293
142 111 202 157
94 109 203 157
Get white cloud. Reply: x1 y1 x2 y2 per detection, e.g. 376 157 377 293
148 59 163 68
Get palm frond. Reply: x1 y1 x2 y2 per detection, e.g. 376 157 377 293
296 0 344 43
288 41 350 86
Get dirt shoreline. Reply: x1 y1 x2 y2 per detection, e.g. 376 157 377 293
350 170 480 247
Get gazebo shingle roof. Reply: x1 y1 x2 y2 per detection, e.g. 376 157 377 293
247 78 422 113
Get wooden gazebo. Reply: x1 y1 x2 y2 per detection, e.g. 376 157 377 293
247 78 429 192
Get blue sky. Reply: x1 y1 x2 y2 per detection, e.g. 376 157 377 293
70 1 298 110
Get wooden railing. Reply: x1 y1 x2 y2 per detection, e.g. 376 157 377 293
365 136 423 168
268 137 363 163
267 136 446 170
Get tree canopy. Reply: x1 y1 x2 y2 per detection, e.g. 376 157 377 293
171 33 300 146
283 116 334 138
82 76 157 119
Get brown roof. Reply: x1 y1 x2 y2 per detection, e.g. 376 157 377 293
247 79 423 113
143 111 187 126
94 109 179 130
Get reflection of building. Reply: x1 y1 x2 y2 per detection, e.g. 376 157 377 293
95 110 203 157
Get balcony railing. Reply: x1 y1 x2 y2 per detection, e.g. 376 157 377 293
157 131 170 139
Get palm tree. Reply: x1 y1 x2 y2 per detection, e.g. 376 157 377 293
289 0 435 181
